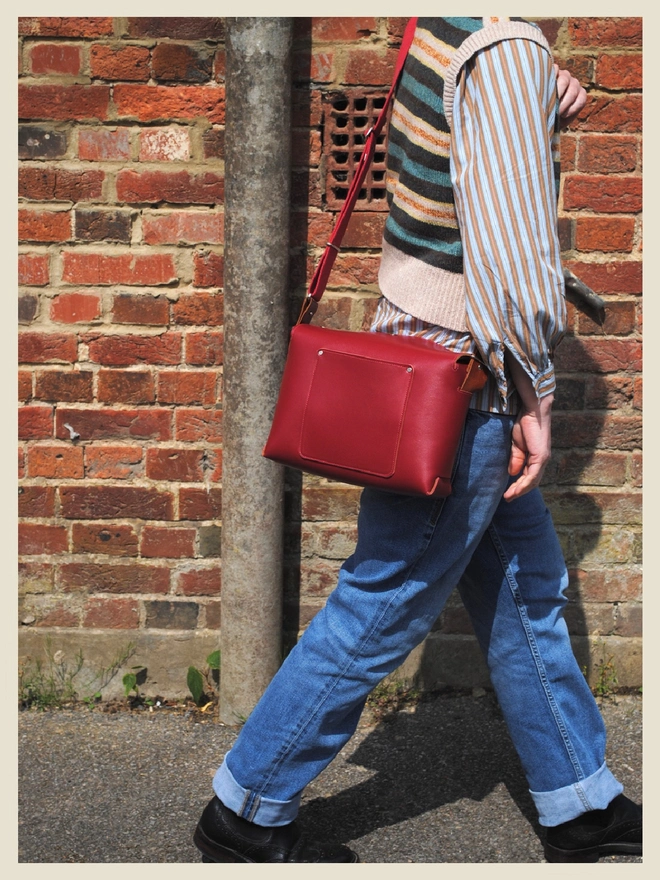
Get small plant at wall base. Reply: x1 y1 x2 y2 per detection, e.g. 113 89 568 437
187 650 221 710
19 640 136 710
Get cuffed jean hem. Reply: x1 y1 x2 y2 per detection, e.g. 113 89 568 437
531 761 624 827
213 755 301 827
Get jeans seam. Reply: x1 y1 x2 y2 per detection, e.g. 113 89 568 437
487 521 586 784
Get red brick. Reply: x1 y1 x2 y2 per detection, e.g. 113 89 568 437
633 376 642 410
83 598 139 629
562 176 642 213
575 217 635 253
18 254 49 286
631 450 642 486
19 85 110 121
60 485 174 520
596 53 642 91
553 413 641 450
19 332 77 363
293 129 322 166
139 127 191 161
192 251 224 287
27 444 84 479
343 212 387 248
573 94 641 133
55 407 171 441
185 331 223 366
213 50 225 83
308 17 376 41
84 446 143 480
292 169 322 209
302 485 362 521
78 128 131 161
293 50 335 84
557 217 573 252
560 135 576 172
386 18 410 43
562 56 595 89
60 562 170 594
179 487 222 521
19 524 68 556
152 43 213 83
19 406 53 440
113 84 225 124
18 210 71 243
34 369 94 403
19 17 114 37
172 293 223 326
116 169 223 205
175 409 223 444
19 167 105 202
19 294 39 325
90 44 151 82
75 209 132 243
72 523 139 556
178 567 221 596
344 48 398 86
568 18 642 49
584 375 636 410
142 211 223 245
577 300 637 336
18 371 32 401
553 450 628 487
18 448 26 479
290 211 334 248
18 561 54 594
554 337 641 373
327 254 380 286
577 136 638 174
568 568 641 603
50 292 102 323
30 43 82 75
146 448 206 482
205 601 222 628
86 333 181 366
564 259 642 295
292 90 322 128
18 485 56 518
531 18 562 48
33 602 80 628
97 369 156 404
141 526 196 558
157 371 217 405
126 18 225 40
112 293 170 325
61 251 177 286
202 128 225 160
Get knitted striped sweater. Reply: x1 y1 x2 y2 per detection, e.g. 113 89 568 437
379 16 559 331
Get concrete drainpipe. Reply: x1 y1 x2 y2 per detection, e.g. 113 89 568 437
219 18 293 724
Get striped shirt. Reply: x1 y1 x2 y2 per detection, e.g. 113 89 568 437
374 36 566 415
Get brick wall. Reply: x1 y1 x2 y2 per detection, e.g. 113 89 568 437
18 17 642 696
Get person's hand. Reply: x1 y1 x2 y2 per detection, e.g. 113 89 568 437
555 64 587 123
504 395 553 502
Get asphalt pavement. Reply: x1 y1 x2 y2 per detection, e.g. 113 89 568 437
18 690 642 864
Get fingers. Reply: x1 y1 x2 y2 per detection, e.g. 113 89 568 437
554 65 587 122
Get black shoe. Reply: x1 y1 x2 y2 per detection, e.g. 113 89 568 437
193 796 360 863
544 794 642 862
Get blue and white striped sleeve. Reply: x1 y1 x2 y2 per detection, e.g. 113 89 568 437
450 37 566 403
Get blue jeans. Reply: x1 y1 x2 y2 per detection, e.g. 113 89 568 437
214 410 622 827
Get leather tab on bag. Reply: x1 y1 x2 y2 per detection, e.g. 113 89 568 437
459 357 488 393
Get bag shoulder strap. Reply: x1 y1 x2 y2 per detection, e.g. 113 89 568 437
300 17 418 322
